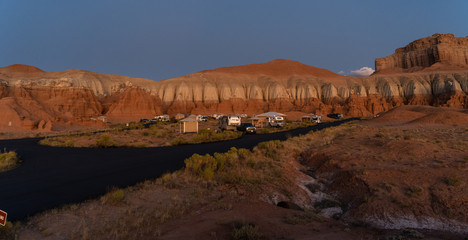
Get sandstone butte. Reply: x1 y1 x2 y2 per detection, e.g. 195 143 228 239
0 33 467 131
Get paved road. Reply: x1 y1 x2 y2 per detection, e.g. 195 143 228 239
0 119 357 221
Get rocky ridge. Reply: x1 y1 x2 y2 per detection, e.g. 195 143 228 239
1 34 468 131
375 33 468 74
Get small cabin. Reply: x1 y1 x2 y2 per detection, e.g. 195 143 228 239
180 117 198 133
175 113 185 120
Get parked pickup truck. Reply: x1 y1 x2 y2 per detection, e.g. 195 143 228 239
327 113 342 119
236 123 256 134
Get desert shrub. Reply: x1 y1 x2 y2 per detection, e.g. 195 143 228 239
39 137 50 145
183 146 283 188
170 138 189 145
95 134 116 148
257 140 283 151
444 174 462 187
102 188 125 205
111 189 125 201
257 140 283 161
405 186 423 197
83 131 94 136
231 222 263 240
190 129 242 144
149 127 170 138
39 137 75 147
184 154 217 180
0 150 20 172
374 132 385 138
284 210 322 225
378 183 393 192
64 139 75 147
0 221 15 239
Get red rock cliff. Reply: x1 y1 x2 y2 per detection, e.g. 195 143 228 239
375 34 468 74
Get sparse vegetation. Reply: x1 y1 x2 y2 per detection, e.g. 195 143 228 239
444 174 462 187
0 150 20 172
405 186 423 197
101 188 125 205
95 134 117 148
39 137 76 147
184 129 242 144
284 210 322 225
184 145 286 188
0 221 15 240
231 221 263 240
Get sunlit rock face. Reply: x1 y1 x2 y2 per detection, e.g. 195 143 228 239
152 58 467 116
375 33 468 74
1 34 467 131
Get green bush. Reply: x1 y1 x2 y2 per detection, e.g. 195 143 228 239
111 189 125 202
184 148 253 180
257 140 283 151
95 134 117 148
0 150 20 172
190 129 242 144
183 145 284 188
170 138 189 146
184 154 217 180
102 188 125 205
64 139 75 147
39 137 50 145
39 137 75 147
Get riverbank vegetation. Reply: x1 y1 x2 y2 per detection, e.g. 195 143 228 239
0 150 20 172
37 119 318 148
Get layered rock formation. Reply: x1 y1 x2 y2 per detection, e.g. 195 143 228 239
1 34 467 131
154 65 467 116
375 33 468 74
0 65 162 131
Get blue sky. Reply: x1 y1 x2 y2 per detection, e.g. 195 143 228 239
1 0 467 80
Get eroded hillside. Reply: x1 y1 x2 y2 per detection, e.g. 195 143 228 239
1 34 467 131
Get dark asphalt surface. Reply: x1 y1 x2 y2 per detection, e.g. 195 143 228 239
0 119 357 221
